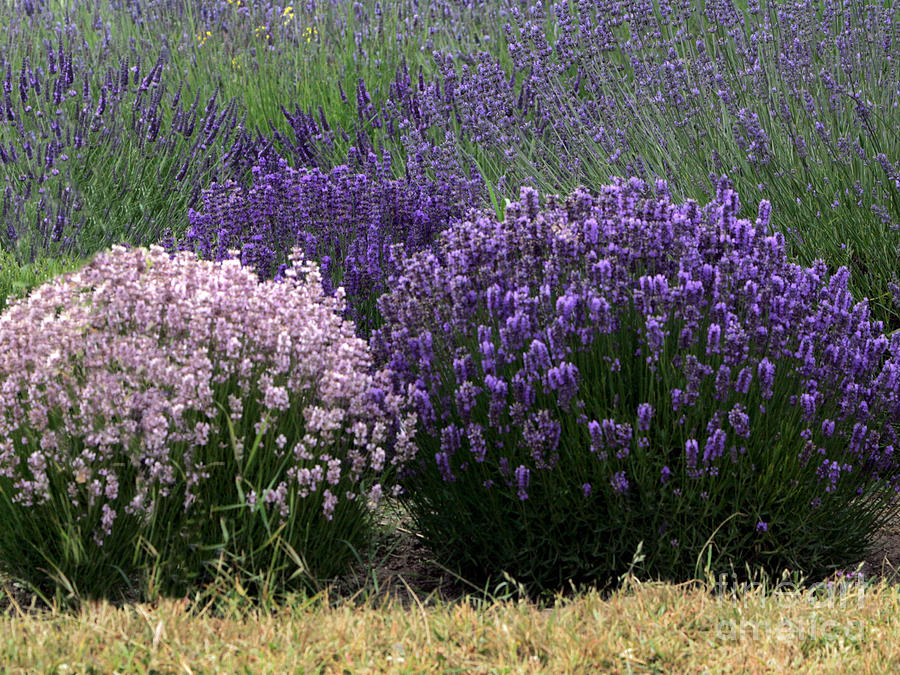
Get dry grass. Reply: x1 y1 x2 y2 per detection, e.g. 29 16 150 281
3 500 900 673
2 575 900 673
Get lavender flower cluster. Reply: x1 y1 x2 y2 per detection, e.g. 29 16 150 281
373 177 900 586
177 152 481 330
0 245 416 547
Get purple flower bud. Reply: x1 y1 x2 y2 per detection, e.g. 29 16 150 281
714 364 732 401
525 339 551 374
556 293 578 321
706 323 722 355
588 419 603 454
735 367 753 395
644 316 667 359
671 388 685 413
453 354 472 383
546 361 578 408
637 403 654 432
467 423 488 463
685 439 699 472
728 405 751 439
515 464 530 500
703 428 727 465
756 200 772 230
435 452 455 483
440 424 461 455
610 470 629 495
758 358 775 399
800 392 817 421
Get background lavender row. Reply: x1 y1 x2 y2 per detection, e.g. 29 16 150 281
270 0 900 329
0 34 280 261
1 0 898 334
184 0 900 330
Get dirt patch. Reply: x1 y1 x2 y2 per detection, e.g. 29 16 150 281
858 513 900 586
326 512 473 610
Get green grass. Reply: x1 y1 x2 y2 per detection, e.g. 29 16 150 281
0 249 87 312
1 497 900 672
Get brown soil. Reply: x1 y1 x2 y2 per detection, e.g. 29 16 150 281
858 513 900 586
325 506 474 610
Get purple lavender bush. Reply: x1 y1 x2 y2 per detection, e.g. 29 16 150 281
177 152 481 332
0 32 270 263
372 178 900 600
0 245 415 603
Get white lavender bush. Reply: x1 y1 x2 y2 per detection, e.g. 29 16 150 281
0 245 415 603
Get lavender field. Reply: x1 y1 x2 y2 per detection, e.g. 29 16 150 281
0 0 899 660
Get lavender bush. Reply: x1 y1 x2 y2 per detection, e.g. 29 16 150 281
0 23 272 263
0 245 415 603
177 152 481 332
372 179 900 600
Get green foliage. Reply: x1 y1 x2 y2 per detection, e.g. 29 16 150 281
141 382 380 603
0 250 87 312
0 444 147 608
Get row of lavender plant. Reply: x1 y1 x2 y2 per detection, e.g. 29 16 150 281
313 0 900 330
1 180 899 605
3 0 897 330
0 0 899 606
0 0 501 304
0 28 276 262
168 0 900 331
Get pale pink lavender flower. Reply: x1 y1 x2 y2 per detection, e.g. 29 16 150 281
0 245 416 545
